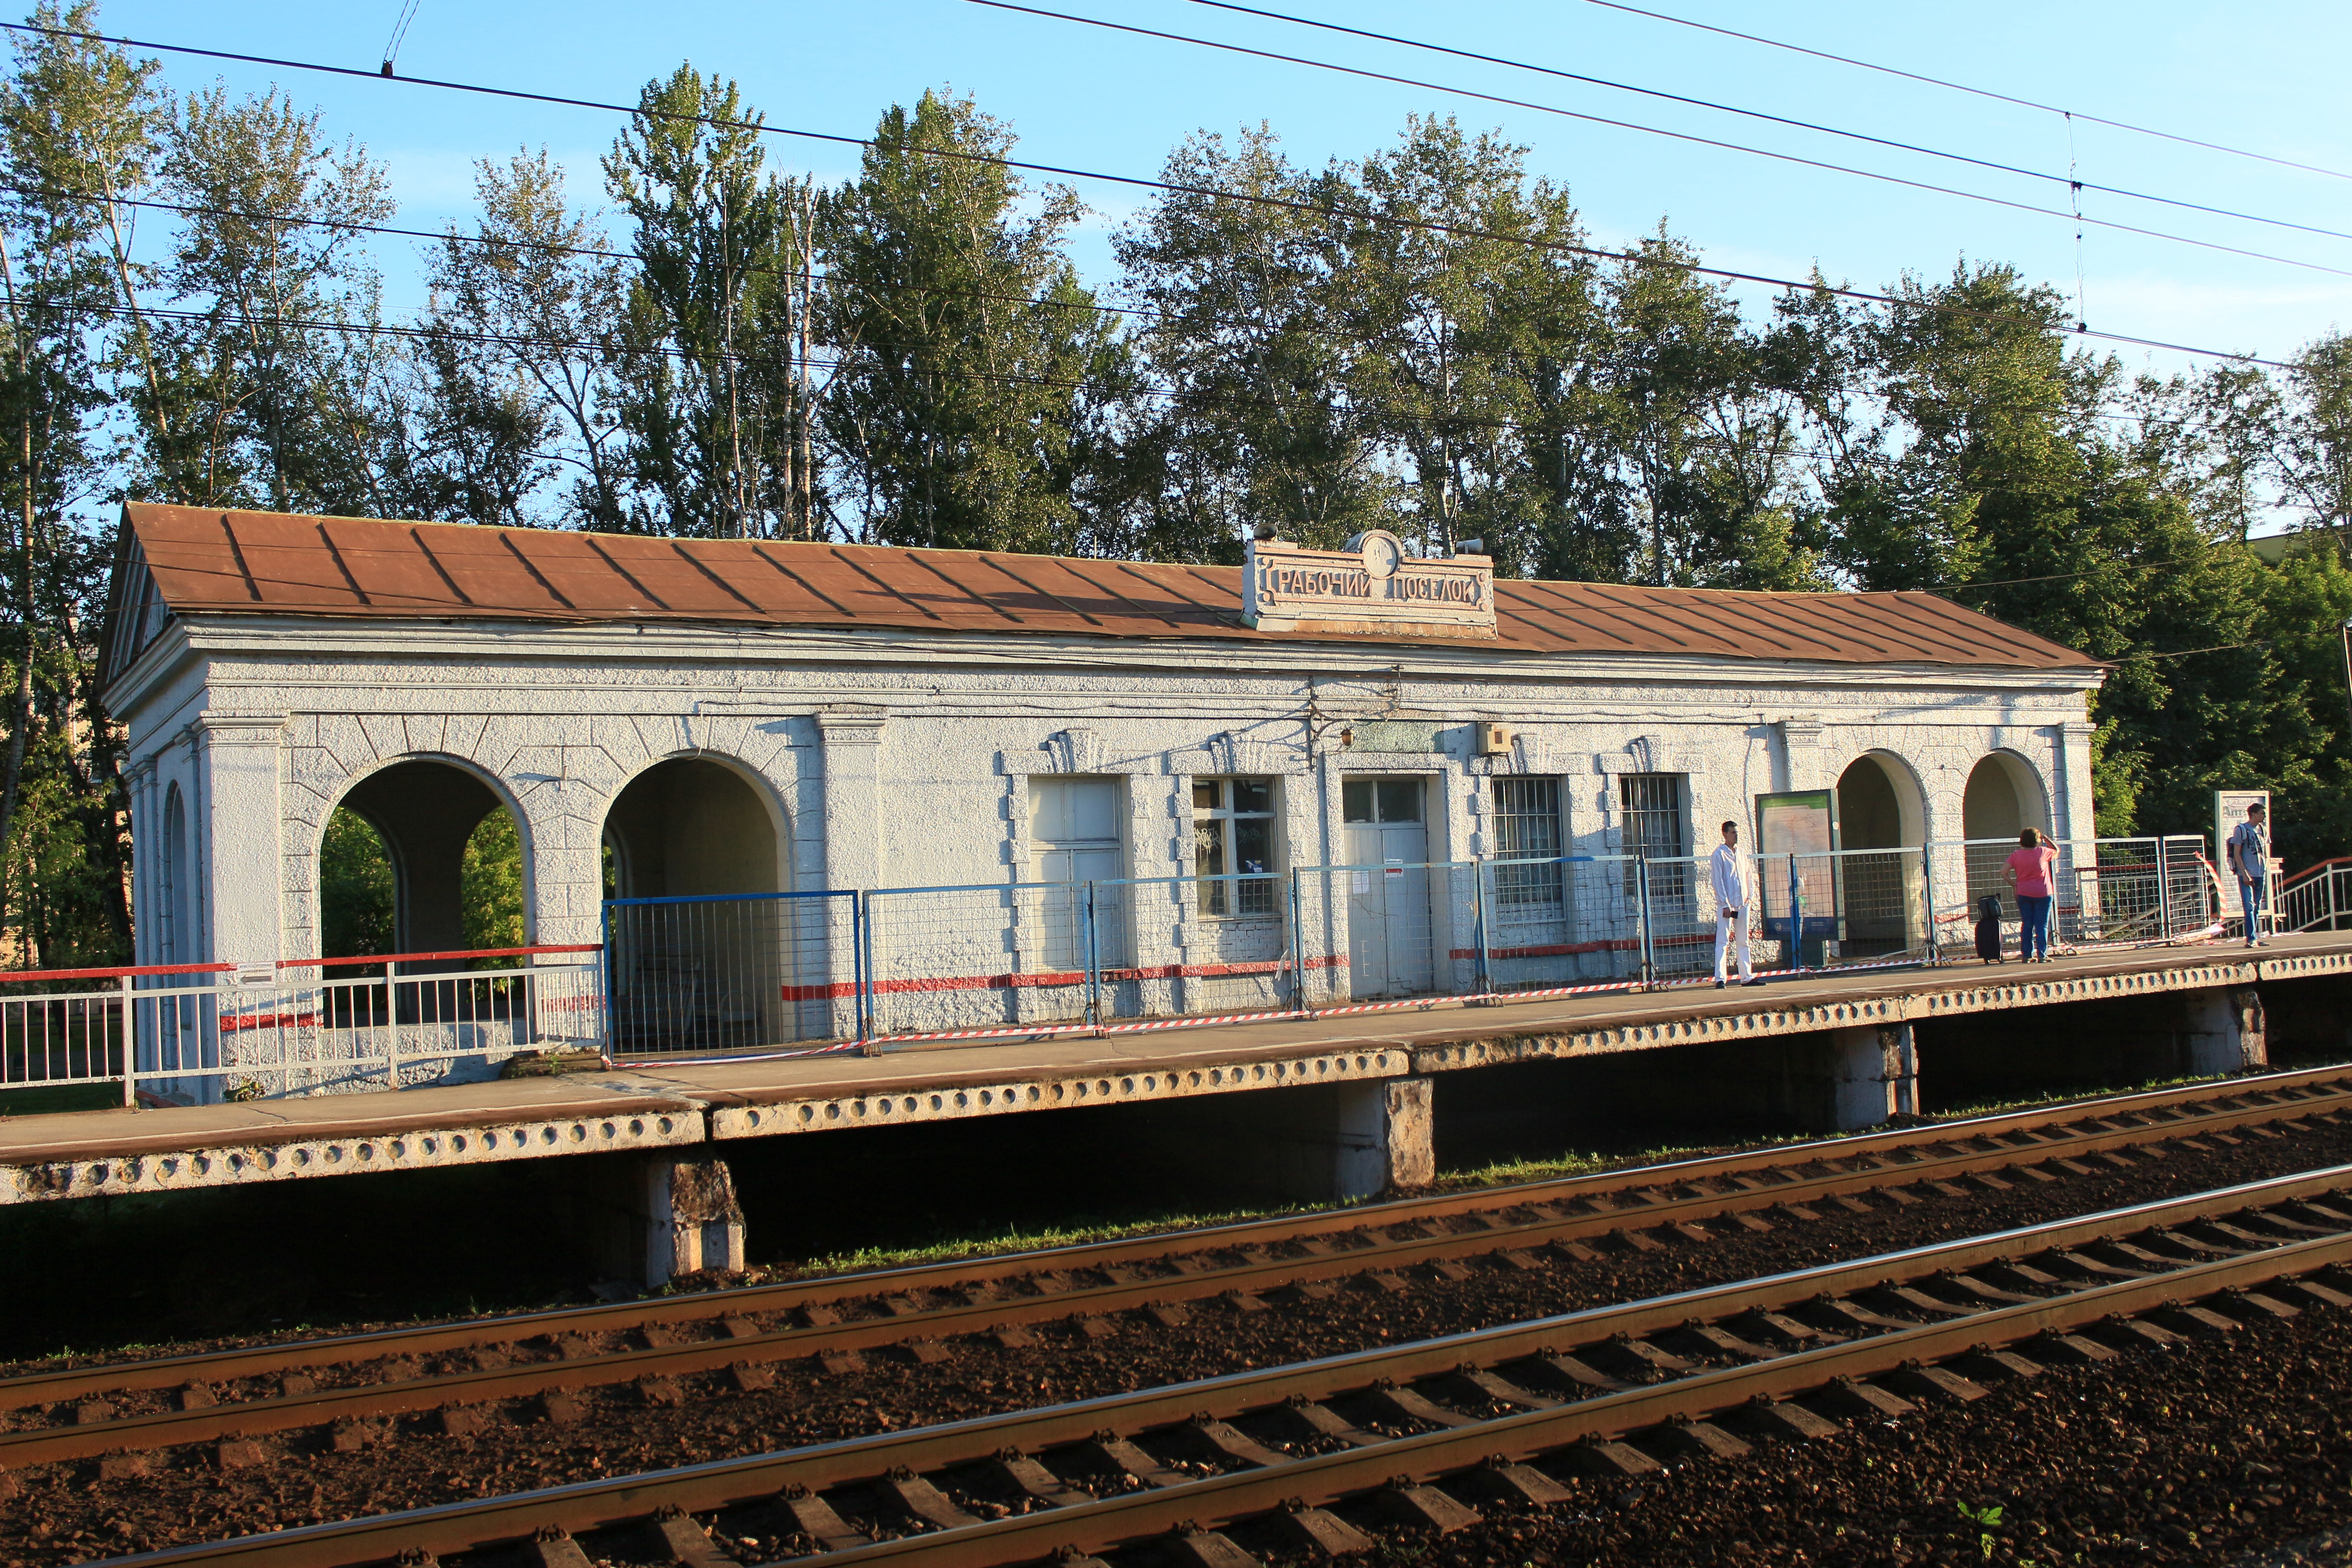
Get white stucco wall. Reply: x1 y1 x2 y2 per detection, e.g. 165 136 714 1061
104 613 2102 1083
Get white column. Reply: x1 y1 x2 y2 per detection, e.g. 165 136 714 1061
192 711 287 969
124 755 155 966
2056 720 2098 845
817 706 886 1043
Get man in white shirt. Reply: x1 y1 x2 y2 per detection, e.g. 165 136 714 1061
1710 820 1767 987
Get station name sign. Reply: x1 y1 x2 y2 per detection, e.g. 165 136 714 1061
1243 530 1496 639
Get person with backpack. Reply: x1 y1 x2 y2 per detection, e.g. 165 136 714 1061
2004 828 2059 963
2228 801 2272 948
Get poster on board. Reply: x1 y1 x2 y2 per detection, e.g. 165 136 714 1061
1753 789 1841 941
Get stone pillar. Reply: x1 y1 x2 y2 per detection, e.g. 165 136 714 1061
1333 1078 1435 1198
2183 986 2267 1076
817 706 887 1044
193 711 287 970
577 1152 746 1289
1825 1023 1916 1129
2055 720 2098 848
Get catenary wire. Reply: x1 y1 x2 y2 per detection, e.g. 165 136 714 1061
964 0 2352 282
1583 0 2352 183
1181 0 2352 245
0 18 2304 372
0 292 1970 460
10 176 2165 434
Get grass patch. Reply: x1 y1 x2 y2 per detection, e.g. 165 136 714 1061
0 1081 123 1117
760 1203 1327 1281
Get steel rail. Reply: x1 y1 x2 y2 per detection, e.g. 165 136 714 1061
86 1161 2352 1568
810 1233 2352 1568
3 1086 2340 1466
8 1062 2343 1423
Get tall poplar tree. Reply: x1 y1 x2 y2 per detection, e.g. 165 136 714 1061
604 66 815 539
0 1 155 961
823 90 1116 552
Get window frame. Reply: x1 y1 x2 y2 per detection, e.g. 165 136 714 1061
1618 771 1691 906
1191 775 1281 918
1490 776 1566 920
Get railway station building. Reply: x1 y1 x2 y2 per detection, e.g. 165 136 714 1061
98 502 2104 1093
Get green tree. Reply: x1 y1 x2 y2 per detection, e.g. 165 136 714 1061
411 150 626 528
824 90 1117 552
318 806 393 962
147 83 395 513
1115 126 1393 555
604 66 819 539
0 1 157 963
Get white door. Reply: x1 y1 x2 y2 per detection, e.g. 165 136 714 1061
1343 777 1432 997
1030 778 1124 971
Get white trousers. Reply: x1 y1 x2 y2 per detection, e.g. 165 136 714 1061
1715 909 1752 982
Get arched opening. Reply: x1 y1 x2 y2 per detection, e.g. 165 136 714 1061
325 759 529 961
160 784 187 965
601 758 780 902
1963 753 2050 843
1833 753 1927 956
601 758 787 1052
1835 752 1923 850
1963 753 2054 906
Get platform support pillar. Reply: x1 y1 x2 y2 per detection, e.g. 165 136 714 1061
1825 1023 1916 1130
2183 986 2267 1076
575 1151 745 1289
1333 1077 1434 1199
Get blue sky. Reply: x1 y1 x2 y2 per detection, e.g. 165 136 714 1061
83 0 2352 392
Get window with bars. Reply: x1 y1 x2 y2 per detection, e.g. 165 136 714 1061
1619 772 1690 905
1490 777 1564 915
1193 777 1279 916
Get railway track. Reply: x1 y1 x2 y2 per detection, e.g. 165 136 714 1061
90 1161 2352 1568
5 1065 2348 1474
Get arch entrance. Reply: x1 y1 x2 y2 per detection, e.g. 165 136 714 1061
1963 754 2053 905
1833 752 1926 956
602 759 792 1053
328 760 525 961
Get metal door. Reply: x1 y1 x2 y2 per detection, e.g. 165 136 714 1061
1031 778 1124 971
1343 777 1432 997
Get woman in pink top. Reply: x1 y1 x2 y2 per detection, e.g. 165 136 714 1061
2003 828 2059 962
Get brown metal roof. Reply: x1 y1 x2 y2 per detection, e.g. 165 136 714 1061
106 503 2099 683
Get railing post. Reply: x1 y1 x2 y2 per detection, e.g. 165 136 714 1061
1284 869 1305 1013
383 961 401 1090
855 890 876 1054
1921 843 1939 967
1473 856 1493 997
1636 856 1656 990
1083 880 1102 1031
1788 853 1804 972
120 971 137 1108
2158 838 2174 943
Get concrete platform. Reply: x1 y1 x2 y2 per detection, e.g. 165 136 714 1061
8 933 2348 1211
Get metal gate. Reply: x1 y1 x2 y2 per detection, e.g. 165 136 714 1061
602 890 862 1054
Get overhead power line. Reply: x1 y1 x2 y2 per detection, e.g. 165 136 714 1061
1584 0 2352 184
966 0 2352 284
6 176 2161 432
0 19 2303 372
1182 0 2352 245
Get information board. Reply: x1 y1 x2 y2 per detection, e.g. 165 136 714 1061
1753 789 1841 942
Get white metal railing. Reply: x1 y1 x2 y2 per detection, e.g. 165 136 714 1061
4 836 2271 1102
1 945 603 1107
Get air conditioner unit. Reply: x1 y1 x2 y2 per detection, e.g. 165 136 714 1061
1475 722 1514 756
